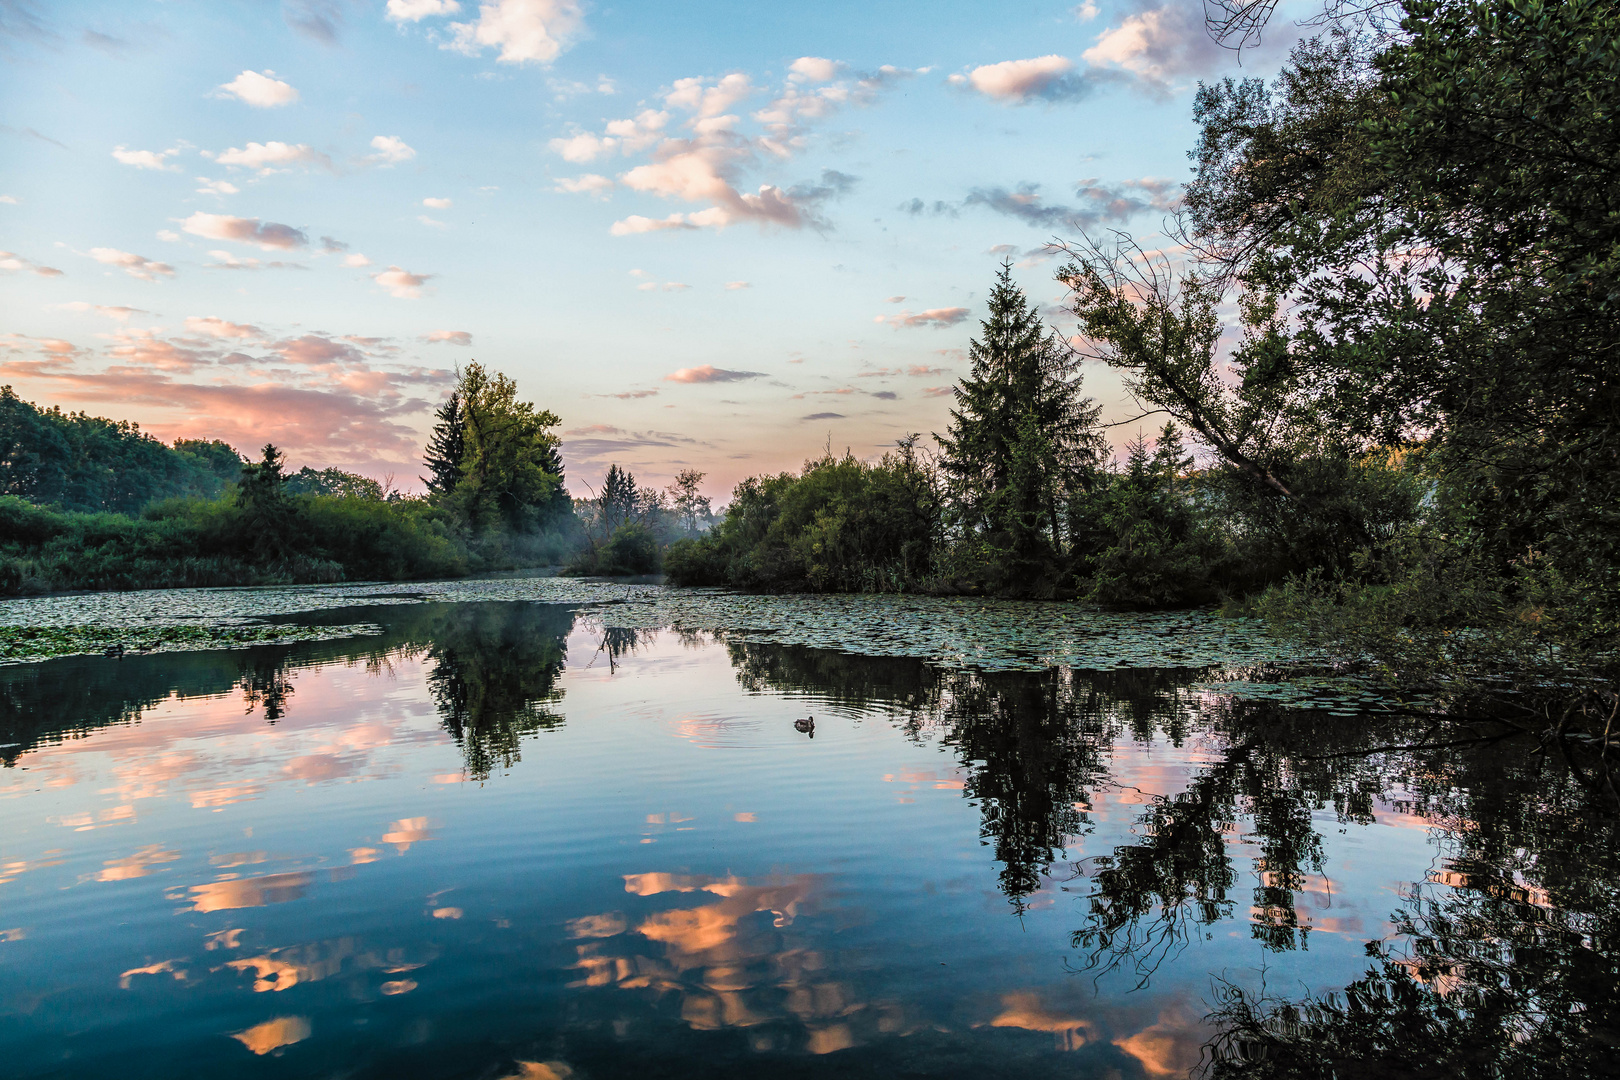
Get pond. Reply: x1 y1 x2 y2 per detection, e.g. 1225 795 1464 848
0 581 1613 1078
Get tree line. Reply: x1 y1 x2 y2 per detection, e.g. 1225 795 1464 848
671 0 1618 741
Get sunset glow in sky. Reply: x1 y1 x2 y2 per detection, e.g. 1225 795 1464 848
0 0 1302 496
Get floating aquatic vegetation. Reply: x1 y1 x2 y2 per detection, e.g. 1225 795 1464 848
0 623 384 665
0 577 1332 692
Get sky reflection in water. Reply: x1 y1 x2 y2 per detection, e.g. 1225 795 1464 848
0 601 1607 1078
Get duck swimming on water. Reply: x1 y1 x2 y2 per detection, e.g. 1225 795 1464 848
793 716 815 736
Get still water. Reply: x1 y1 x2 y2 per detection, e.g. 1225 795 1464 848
1 596 1613 1078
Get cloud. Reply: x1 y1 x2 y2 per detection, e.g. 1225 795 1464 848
610 213 699 236
387 0 460 20
1081 5 1228 90
217 70 299 108
373 265 430 299
181 212 309 250
369 135 416 165
0 195 17 204
422 196 452 208
922 385 954 397
284 0 345 44
1074 1 1100 19
418 215 447 228
802 412 844 420
112 146 178 171
885 295 905 302
54 302 145 320
724 281 750 290
197 178 240 196
423 330 472 345
554 173 612 196
185 316 262 339
666 73 754 118
947 55 1098 104
962 178 1182 229
665 364 764 383
342 253 372 268
88 248 174 281
1 251 64 277
320 236 348 253
213 141 329 172
565 423 621 435
206 250 305 271
876 307 970 328
789 57 845 84
908 364 949 376
603 389 658 399
446 0 584 65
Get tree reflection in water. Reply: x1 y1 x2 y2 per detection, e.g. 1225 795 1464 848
724 640 1620 1078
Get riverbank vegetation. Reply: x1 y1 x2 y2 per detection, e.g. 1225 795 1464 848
670 0 1620 756
0 362 578 593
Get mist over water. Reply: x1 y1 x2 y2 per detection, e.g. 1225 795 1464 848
0 598 1611 1078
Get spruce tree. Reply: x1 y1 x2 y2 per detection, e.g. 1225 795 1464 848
937 261 1105 546
600 464 638 532
422 391 465 496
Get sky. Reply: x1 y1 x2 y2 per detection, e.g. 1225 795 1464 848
0 0 1305 498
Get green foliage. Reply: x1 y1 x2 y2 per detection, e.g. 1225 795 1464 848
666 445 940 592
938 261 1105 549
0 385 242 513
284 465 386 500
597 522 661 575
442 362 571 532
421 391 465 496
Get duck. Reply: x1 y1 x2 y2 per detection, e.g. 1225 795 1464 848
793 716 815 735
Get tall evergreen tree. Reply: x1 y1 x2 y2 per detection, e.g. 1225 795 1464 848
937 262 1106 546
421 391 465 496
600 464 638 532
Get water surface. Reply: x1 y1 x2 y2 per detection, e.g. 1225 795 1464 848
1 593 1611 1078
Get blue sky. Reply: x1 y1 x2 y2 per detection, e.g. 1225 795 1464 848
0 0 1301 496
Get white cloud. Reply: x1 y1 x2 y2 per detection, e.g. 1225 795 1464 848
387 0 460 21
156 229 181 242
664 364 763 383
947 55 1089 103
181 212 308 250
446 0 584 65
418 215 447 228
374 265 430 298
0 251 64 277
665 73 754 118
343 253 372 268
89 247 175 281
217 70 299 108
196 177 240 195
725 281 750 290
602 109 669 151
422 196 452 208
1082 5 1225 88
610 213 698 236
875 306 970 328
213 141 329 172
54 302 145 320
1073 1 1099 20
369 135 417 164
0 195 18 204
549 131 613 162
423 329 472 344
185 316 262 339
112 146 179 171
554 174 613 196
788 57 844 84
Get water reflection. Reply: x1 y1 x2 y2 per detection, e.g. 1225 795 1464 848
725 640 1620 1076
1 601 1616 1077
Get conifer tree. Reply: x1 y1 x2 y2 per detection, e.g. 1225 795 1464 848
422 391 465 496
600 464 638 532
937 262 1105 546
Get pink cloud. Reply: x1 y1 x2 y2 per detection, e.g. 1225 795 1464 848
664 364 764 383
875 307 970 328
181 212 309 251
423 330 472 345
